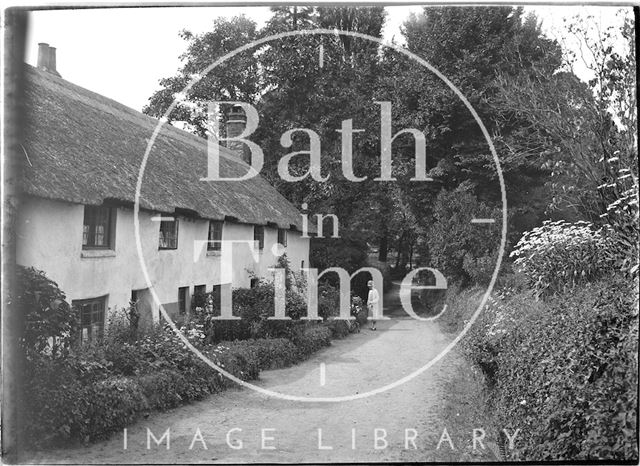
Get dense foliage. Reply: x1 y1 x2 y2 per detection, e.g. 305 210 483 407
23 317 333 448
460 276 638 461
18 266 338 449
420 186 502 284
510 220 614 297
16 266 78 359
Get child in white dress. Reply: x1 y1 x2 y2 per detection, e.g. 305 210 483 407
367 280 380 331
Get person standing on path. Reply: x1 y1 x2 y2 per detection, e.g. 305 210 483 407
367 280 380 331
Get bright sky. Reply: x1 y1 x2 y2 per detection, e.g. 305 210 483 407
25 5 629 112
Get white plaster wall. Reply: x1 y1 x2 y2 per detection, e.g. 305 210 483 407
16 197 310 323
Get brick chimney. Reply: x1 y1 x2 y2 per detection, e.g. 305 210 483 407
37 43 61 77
225 105 250 164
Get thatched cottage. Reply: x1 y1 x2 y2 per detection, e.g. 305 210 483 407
17 44 311 342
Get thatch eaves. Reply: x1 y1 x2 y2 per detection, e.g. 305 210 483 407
21 65 310 232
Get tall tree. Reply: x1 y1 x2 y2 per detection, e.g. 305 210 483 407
143 15 260 136
381 7 565 244
493 10 637 222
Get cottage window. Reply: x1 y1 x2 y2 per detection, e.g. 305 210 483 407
178 287 188 314
82 206 114 249
254 226 265 250
159 219 178 249
277 228 287 247
208 220 223 251
73 296 106 344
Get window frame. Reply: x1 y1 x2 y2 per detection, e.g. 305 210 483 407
254 225 265 251
82 205 115 250
277 228 287 247
73 296 107 345
159 218 179 250
207 220 223 251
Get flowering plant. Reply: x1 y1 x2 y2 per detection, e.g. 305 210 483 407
510 220 613 298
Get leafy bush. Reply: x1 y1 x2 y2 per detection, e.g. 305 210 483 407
224 338 299 370
20 266 348 449
15 266 77 359
193 277 314 342
462 251 498 286
317 281 340 319
461 286 542 384
462 276 638 461
325 319 350 339
600 173 639 278
84 377 147 441
423 187 501 284
292 326 332 356
134 370 187 410
22 356 87 446
510 220 614 298
23 316 340 448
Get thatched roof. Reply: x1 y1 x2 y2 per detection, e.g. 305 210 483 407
21 65 308 231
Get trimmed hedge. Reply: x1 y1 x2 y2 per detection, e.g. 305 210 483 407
461 275 638 461
18 265 347 450
23 322 336 449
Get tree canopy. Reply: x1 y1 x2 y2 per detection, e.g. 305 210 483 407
143 6 636 282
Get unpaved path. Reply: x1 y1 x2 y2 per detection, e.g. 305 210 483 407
23 283 497 463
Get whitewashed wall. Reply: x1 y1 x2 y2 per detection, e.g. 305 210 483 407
16 196 310 323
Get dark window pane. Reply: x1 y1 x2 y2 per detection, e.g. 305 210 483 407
278 229 287 247
73 297 106 344
254 226 264 250
208 221 223 251
83 206 113 249
159 219 178 249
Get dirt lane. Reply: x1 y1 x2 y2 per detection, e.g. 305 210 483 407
23 284 497 463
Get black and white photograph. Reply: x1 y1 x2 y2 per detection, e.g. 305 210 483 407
1 2 638 463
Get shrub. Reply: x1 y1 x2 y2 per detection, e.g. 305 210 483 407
461 286 542 384
422 187 501 284
510 220 614 298
462 251 498 286
22 356 88 447
463 276 638 461
134 370 187 410
223 338 299 370
194 278 312 343
600 174 639 278
20 269 348 449
293 326 332 356
84 377 147 441
318 281 340 319
15 266 78 359
325 319 350 339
